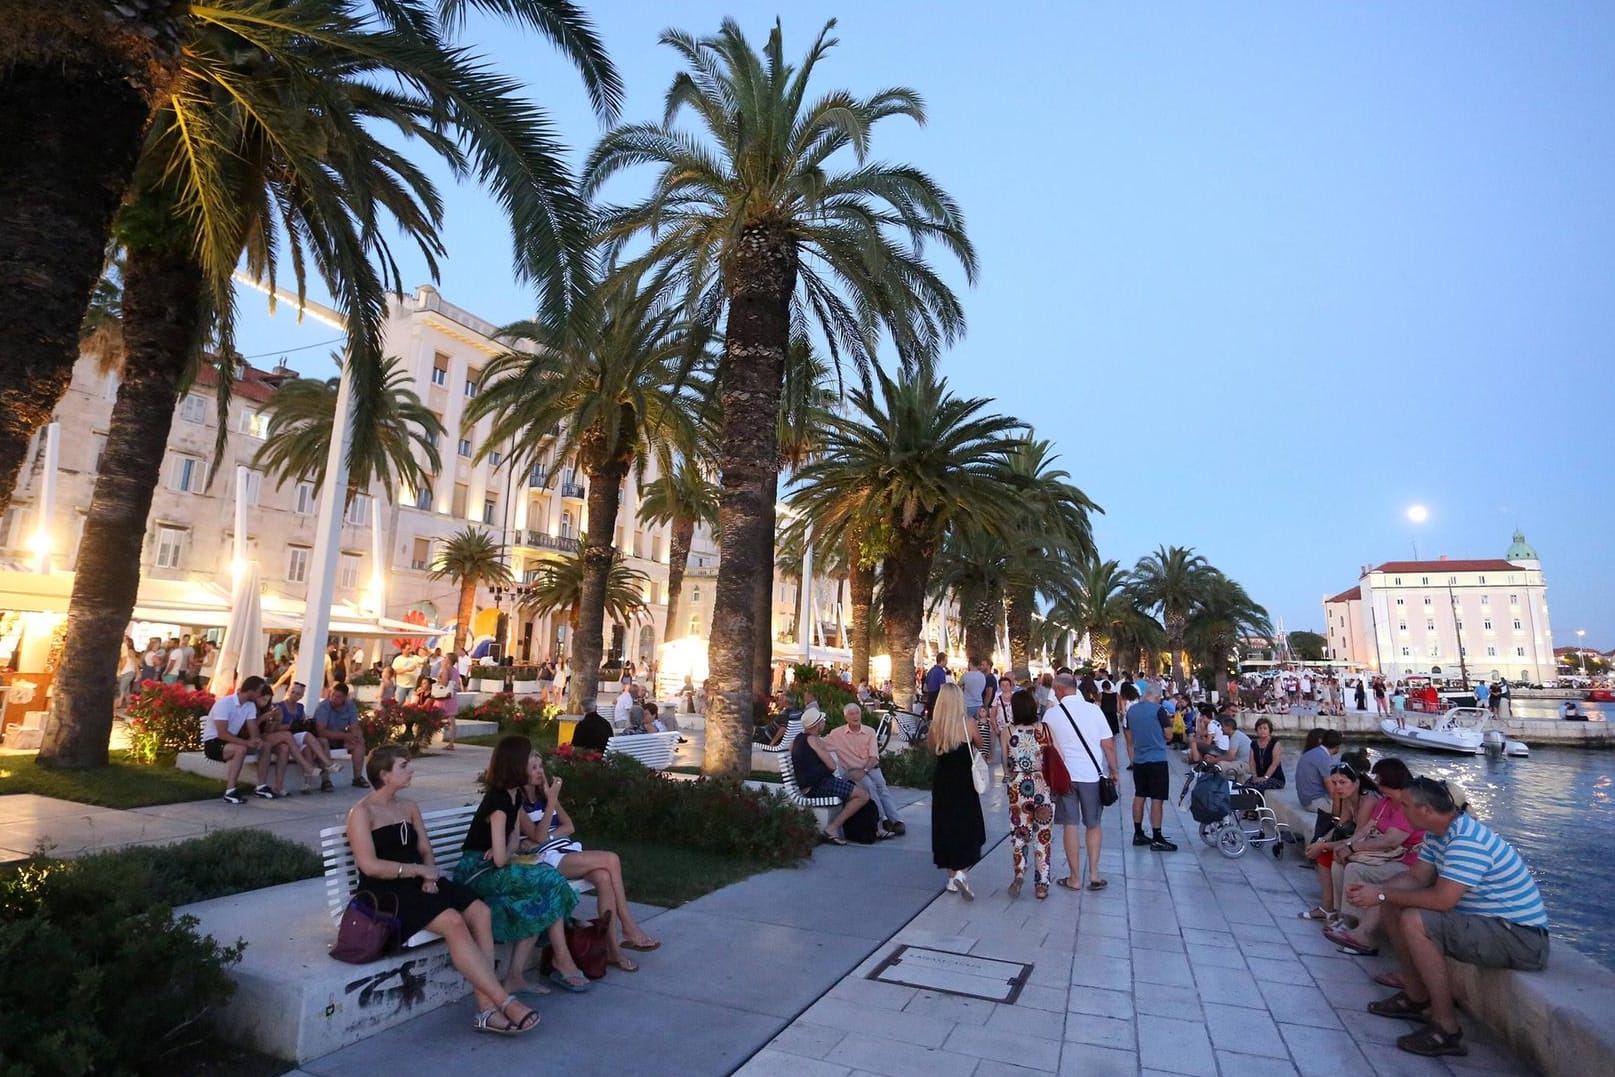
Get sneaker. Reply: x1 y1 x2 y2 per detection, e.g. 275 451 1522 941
352 777 371 789
945 876 959 892
320 776 336 793
253 785 276 799
1133 832 1154 846
1150 836 1179 852
223 787 246 805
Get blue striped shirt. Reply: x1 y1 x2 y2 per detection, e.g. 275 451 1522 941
1418 812 1547 927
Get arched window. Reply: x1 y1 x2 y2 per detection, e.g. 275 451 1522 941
560 511 573 539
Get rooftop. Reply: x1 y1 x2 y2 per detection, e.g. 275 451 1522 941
1325 585 1361 604
1367 558 1520 575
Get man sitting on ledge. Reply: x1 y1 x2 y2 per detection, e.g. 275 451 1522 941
825 702 906 836
1348 775 1547 1059
790 708 871 846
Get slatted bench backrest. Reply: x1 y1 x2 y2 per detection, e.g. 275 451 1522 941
604 730 680 769
320 803 476 946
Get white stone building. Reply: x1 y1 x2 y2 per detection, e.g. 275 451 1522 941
1321 532 1555 683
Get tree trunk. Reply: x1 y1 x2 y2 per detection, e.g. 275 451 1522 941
848 548 874 687
881 531 934 713
661 515 694 643
704 224 795 779
568 457 627 715
1005 585 1034 680
1166 615 1187 686
751 468 779 702
962 586 1000 667
38 248 202 768
454 579 476 654
1086 628 1111 671
0 10 167 512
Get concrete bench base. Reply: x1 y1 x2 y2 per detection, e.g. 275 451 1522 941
181 878 474 1063
176 749 352 783
1450 945 1615 1077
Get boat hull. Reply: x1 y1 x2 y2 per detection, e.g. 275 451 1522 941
1381 720 1482 755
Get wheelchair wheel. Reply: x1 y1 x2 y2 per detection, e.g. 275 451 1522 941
1216 825 1248 859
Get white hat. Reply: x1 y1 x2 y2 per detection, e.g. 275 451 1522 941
801 707 826 729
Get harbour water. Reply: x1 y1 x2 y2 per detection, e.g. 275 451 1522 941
1352 700 1613 971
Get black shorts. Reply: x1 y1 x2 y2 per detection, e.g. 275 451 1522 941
1132 760 1170 801
203 738 228 762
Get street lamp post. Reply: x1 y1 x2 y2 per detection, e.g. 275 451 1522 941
487 581 537 690
1577 628 1588 674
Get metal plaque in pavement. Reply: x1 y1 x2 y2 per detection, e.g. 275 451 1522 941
867 945 1032 1004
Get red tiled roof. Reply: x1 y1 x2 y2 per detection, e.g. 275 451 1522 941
1368 559 1518 575
1324 586 1361 604
193 359 289 404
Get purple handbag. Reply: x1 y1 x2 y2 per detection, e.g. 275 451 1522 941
330 891 402 963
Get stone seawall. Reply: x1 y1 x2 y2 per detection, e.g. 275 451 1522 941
1241 709 1614 747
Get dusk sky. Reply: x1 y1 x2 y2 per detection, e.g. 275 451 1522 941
232 3 1615 648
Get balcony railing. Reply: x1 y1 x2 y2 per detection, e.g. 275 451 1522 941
520 530 577 551
560 481 585 499
527 466 549 488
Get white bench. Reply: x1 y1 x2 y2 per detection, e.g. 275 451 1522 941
604 730 680 770
319 803 589 948
777 747 843 829
759 717 802 754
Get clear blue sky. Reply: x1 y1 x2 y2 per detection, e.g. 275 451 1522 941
232 2 1615 648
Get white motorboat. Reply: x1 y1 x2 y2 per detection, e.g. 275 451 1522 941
1381 707 1530 757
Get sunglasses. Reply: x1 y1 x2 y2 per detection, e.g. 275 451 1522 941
1329 762 1358 779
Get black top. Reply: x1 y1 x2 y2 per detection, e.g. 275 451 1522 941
572 712 613 751
463 787 522 853
1252 739 1285 784
366 819 425 867
791 732 832 790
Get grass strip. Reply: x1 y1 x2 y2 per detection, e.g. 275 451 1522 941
0 750 221 808
609 837 780 907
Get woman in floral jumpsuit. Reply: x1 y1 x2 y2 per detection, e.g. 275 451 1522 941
1002 690 1054 899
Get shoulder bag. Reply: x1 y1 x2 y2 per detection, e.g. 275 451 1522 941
1038 723 1074 796
330 890 402 964
1056 701 1118 806
970 745 989 794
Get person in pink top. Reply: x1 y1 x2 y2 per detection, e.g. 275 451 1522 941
1325 757 1424 955
823 703 906 836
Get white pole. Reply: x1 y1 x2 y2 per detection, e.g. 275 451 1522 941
369 484 387 617
293 358 357 695
798 525 813 663
34 422 59 573
233 465 250 581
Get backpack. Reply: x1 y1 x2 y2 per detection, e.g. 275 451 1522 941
1189 771 1231 824
843 799 882 844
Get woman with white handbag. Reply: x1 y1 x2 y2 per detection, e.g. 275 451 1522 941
929 683 987 899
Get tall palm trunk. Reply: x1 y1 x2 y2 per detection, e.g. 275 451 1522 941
454 579 476 653
1005 585 1034 679
1165 613 1187 685
568 454 628 715
661 514 694 642
881 530 933 712
38 248 202 767
751 468 779 702
848 550 874 687
704 224 795 779
0 12 162 512
962 586 1000 667
1085 627 1111 670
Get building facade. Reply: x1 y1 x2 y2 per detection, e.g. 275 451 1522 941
1321 532 1555 683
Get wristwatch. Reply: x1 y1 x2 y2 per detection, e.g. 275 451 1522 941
1376 891 1387 904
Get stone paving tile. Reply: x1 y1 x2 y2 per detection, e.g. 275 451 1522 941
823 1031 982 1077
1135 1015 1219 1076
1246 954 1317 986
982 999 1065 1042
1216 1050 1302 1076
1256 978 1345 1030
1066 985 1135 1020
1062 1013 1137 1051
1280 1021 1375 1076
1189 964 1266 1009
903 991 996 1028
735 1049 853 1077
1134 956 1197 988
1057 1044 1139 1077
800 996 955 1048
972 1060 1046 1077
828 976 919 1012
1204 1000 1284 1044
945 1023 1063 1069
1133 982 1204 1019
767 1021 848 1060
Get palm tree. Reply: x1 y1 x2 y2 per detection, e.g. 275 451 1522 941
1185 572 1272 696
252 355 444 506
930 527 1009 667
637 458 718 644
1128 545 1213 686
36 3 616 769
520 542 650 640
463 267 701 714
791 366 1020 711
0 0 619 516
584 18 975 778
1071 557 1129 668
431 528 514 653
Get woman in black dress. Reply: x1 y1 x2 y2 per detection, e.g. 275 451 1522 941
929 683 986 899
345 745 539 1036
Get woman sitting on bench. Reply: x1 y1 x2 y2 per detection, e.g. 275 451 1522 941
521 749 662 961
453 736 595 994
347 745 539 1036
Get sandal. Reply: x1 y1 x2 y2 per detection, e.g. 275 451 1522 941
1373 971 1406 990
621 938 661 952
1008 877 1024 898
1396 1025 1467 1057
607 955 639 973
498 996 540 1033
549 970 592 993
473 1008 517 1036
1367 991 1431 1023
1087 879 1108 891
1055 877 1082 892
820 829 847 846
1034 883 1049 900
1324 925 1378 956
1298 906 1331 921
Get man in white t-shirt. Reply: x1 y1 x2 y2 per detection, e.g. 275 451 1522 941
392 644 425 692
613 682 640 728
164 636 191 684
1046 673 1119 890
202 675 268 803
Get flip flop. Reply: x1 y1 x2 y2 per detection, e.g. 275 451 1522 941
1298 906 1331 921
1373 971 1406 990
1055 877 1082 892
1007 877 1024 898
1087 879 1109 891
820 830 847 846
548 970 592 993
621 938 661 952
607 956 639 973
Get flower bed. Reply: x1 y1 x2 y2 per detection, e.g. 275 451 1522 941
467 693 557 741
359 699 445 755
127 680 215 765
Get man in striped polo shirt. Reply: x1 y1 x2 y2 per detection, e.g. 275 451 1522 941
1346 776 1548 1058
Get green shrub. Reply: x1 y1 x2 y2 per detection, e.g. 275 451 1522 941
466 694 558 745
0 851 244 1076
790 678 859 730
125 681 214 765
544 745 818 864
70 829 322 907
879 745 938 789
347 670 381 687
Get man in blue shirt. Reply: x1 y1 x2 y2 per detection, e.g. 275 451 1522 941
1293 728 1342 814
311 682 370 788
922 653 950 717
1348 776 1547 1059
1121 683 1176 851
